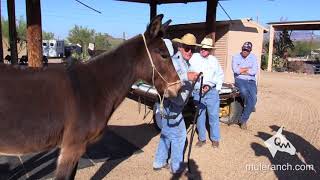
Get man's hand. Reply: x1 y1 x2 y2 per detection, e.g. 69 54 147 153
202 85 210 94
187 72 199 81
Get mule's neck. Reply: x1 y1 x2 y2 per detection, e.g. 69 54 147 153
86 34 152 108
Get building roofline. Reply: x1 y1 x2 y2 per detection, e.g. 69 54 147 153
116 0 206 4
267 20 320 25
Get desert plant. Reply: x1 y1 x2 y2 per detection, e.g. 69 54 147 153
261 53 268 70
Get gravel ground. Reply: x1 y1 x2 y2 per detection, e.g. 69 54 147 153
76 71 320 180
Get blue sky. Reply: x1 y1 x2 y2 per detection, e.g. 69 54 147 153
1 0 319 39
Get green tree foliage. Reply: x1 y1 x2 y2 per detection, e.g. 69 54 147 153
1 16 55 48
261 53 268 70
1 17 9 40
42 31 55 40
1 16 26 53
274 30 294 58
67 25 95 58
1 16 26 41
94 32 111 50
271 30 295 69
288 40 320 57
289 41 310 57
67 25 114 59
16 16 26 42
67 25 95 47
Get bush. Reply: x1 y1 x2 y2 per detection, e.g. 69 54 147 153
272 56 288 70
261 54 268 70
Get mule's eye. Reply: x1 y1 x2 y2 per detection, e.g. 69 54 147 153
160 53 169 59
154 48 169 60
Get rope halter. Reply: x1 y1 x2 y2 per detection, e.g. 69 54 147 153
141 34 181 111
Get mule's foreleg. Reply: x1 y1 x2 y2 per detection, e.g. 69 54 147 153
55 144 86 180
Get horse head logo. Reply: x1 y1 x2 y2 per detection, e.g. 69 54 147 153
264 126 296 158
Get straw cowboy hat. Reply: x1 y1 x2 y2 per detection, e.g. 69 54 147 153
200 37 216 49
172 33 200 46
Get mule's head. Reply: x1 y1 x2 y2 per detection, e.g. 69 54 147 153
142 14 181 97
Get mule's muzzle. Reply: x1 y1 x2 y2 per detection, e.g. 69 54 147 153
164 81 182 98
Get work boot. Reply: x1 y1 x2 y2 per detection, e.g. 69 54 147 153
227 119 239 126
240 122 247 130
195 140 206 147
153 163 170 171
212 141 219 148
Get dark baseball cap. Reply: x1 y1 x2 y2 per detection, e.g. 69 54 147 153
242 42 252 51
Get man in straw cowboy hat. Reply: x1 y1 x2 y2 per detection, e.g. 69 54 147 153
153 34 199 174
189 37 224 148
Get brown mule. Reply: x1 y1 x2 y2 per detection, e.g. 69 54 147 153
0 14 181 179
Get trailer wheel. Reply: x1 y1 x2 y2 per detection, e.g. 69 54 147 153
219 97 243 124
228 97 243 124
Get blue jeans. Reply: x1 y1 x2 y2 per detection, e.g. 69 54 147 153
193 89 220 142
235 78 257 123
153 100 186 173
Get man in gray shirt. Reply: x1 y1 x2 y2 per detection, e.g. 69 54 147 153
232 42 258 129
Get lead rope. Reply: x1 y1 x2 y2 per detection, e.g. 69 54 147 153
141 34 180 114
187 75 204 174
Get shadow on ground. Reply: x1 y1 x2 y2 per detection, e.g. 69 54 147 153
0 124 159 180
252 125 320 180
90 124 159 179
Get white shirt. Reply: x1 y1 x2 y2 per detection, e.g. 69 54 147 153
189 53 224 91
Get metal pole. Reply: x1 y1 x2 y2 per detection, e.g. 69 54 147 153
206 0 218 47
0 0 3 63
7 0 18 64
150 0 157 21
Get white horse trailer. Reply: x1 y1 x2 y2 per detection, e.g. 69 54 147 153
43 40 65 58
42 40 49 57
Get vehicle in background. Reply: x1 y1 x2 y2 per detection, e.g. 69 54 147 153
64 44 82 57
43 40 65 58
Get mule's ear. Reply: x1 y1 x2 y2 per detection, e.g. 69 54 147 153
146 14 163 39
158 19 172 37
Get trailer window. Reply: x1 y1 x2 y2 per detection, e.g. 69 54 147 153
43 43 47 46
50 43 54 46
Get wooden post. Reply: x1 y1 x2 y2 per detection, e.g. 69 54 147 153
26 0 43 67
150 0 157 21
206 0 218 54
0 0 3 63
267 25 274 71
7 0 18 64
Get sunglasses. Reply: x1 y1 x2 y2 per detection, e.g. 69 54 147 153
182 45 195 53
242 49 251 52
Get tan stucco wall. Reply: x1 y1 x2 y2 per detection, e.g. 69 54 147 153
224 20 265 84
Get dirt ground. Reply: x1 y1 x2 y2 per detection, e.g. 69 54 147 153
76 71 320 180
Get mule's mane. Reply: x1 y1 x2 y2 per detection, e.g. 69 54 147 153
0 34 142 74
66 34 149 110
84 34 141 65
0 63 50 73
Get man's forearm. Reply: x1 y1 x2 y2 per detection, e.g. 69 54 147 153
240 68 249 74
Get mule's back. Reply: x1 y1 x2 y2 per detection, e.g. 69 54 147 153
0 64 74 154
